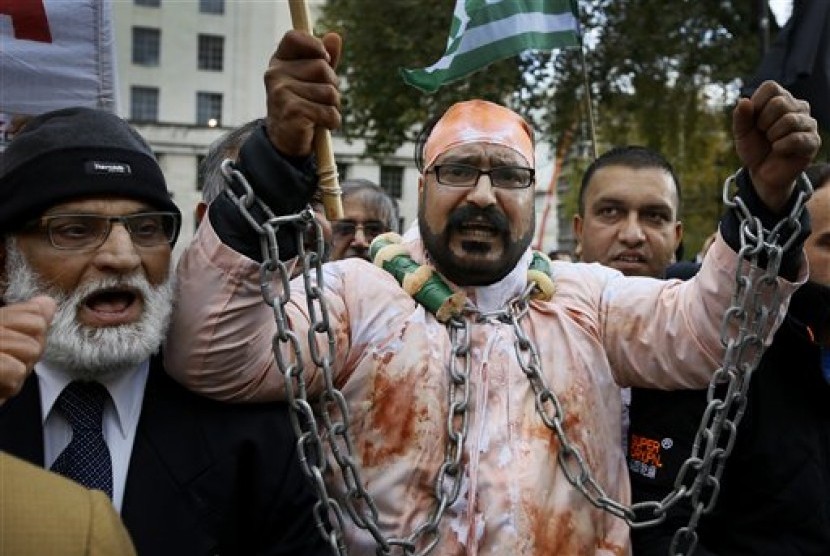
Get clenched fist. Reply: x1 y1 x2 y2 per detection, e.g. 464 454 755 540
733 81 822 213
0 296 56 404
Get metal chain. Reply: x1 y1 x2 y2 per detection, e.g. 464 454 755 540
219 161 348 554
389 317 472 555
454 171 812 555
661 170 812 555
502 284 639 521
220 163 473 555
220 160 810 556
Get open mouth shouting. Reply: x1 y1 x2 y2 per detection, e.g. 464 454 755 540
456 219 501 252
78 286 144 327
448 205 509 255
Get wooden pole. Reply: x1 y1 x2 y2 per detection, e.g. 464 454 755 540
570 0 598 161
578 43 598 161
288 0 343 220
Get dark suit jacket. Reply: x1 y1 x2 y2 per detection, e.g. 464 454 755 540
0 355 330 556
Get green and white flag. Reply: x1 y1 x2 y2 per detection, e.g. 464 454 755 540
401 0 580 93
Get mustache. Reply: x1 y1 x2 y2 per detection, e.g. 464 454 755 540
447 204 509 233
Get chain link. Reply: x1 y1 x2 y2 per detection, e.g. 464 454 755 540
222 165 477 555
659 170 812 555
219 160 810 556
497 284 638 522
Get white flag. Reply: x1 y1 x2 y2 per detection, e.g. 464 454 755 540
401 0 580 93
0 0 117 115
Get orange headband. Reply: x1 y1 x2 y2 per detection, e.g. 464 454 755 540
423 100 534 170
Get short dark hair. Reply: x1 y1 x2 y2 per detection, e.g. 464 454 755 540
805 163 830 192
578 145 681 216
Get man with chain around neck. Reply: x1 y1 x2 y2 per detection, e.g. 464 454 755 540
165 30 819 555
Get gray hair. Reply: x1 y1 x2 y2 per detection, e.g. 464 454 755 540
341 178 400 233
199 119 261 204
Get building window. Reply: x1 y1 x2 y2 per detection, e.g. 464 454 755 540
196 92 223 126
335 162 350 181
380 165 404 199
132 27 160 66
135 0 160 6
199 0 224 14
130 86 159 122
198 34 224 71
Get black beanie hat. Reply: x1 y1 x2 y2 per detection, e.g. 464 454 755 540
0 107 181 241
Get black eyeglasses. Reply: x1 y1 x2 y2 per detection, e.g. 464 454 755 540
428 163 535 189
332 220 388 240
28 212 180 250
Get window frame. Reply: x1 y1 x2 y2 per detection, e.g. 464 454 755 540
132 26 160 66
197 34 224 71
130 86 160 122
198 0 224 15
196 91 223 126
380 165 404 199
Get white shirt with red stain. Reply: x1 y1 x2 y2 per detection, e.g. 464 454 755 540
165 221 805 556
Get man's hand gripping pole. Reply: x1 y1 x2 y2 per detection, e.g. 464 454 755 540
288 0 343 221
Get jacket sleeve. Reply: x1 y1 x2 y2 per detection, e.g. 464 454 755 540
601 233 806 390
249 404 334 556
207 122 318 262
718 169 810 281
164 216 348 402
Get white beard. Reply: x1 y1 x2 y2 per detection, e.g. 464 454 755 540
3 238 175 381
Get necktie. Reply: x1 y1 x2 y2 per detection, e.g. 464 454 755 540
50 381 113 498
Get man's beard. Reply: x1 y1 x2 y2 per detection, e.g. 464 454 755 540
3 238 175 381
418 202 533 286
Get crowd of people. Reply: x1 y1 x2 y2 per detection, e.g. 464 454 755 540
0 27 827 556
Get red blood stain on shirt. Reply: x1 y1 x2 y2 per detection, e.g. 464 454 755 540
361 352 425 466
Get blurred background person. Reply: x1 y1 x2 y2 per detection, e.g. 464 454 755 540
331 178 399 261
573 145 684 453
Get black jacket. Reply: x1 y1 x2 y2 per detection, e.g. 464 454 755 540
0 355 331 556
628 283 830 556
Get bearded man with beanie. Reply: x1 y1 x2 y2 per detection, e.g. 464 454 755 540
0 107 329 555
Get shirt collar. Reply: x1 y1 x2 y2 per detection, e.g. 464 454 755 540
35 359 149 439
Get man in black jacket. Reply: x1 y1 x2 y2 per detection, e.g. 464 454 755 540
0 107 330 555
628 163 830 555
